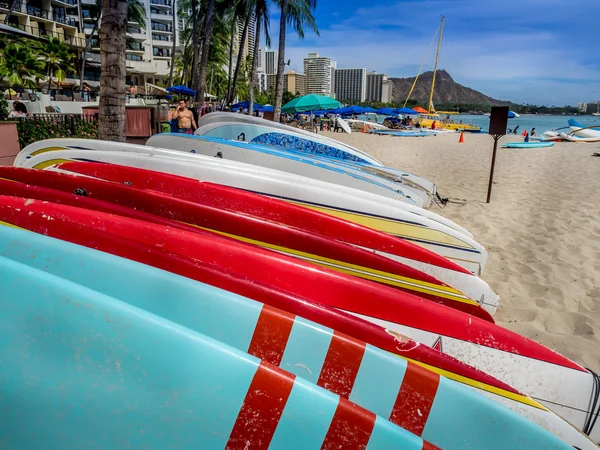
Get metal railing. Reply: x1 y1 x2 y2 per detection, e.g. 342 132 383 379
151 22 172 32
0 2 77 26
150 0 172 6
2 23 86 47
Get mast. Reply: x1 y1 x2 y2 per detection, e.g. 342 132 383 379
428 16 445 114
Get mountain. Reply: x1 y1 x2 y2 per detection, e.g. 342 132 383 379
390 70 512 106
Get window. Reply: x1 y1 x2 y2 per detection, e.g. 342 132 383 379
126 54 143 62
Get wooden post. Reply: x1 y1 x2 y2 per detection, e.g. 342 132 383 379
486 135 501 203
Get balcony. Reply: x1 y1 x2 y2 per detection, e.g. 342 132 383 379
151 12 173 22
127 43 146 54
53 12 77 27
150 22 172 33
150 0 172 8
153 47 171 59
2 22 86 47
52 0 78 6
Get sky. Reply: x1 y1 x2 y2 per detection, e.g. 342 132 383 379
266 0 600 106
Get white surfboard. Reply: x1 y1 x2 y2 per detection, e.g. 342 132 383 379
337 117 352 133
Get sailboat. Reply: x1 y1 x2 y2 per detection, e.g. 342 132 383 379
405 17 481 133
592 102 600 116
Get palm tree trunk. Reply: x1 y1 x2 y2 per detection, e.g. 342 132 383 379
168 0 177 86
99 0 128 142
3 0 19 25
225 14 237 107
80 16 100 89
47 68 53 92
190 0 200 91
248 15 261 115
228 9 251 105
196 0 216 105
182 44 190 85
273 0 289 122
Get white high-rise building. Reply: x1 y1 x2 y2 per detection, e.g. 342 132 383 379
366 72 393 103
79 0 179 86
334 68 367 103
303 53 336 97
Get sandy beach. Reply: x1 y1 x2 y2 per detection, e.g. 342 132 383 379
322 130 600 373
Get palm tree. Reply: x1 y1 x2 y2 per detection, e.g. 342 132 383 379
190 0 201 94
227 0 252 105
248 0 270 115
0 43 44 88
196 0 217 104
168 0 177 86
33 38 77 92
98 0 128 141
273 0 318 122
3 0 20 25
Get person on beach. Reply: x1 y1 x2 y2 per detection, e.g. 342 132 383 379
531 128 537 136
173 99 197 134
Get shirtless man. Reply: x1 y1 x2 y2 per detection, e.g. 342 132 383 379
173 99 197 134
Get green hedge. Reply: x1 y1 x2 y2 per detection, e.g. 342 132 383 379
16 116 98 149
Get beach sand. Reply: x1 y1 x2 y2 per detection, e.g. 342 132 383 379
321 130 600 372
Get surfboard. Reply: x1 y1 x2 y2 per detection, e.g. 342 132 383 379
0 225 586 450
16 143 489 275
0 168 491 320
46 161 498 311
146 133 431 207
337 117 352 133
0 196 596 444
0 250 435 450
195 112 438 195
502 142 555 148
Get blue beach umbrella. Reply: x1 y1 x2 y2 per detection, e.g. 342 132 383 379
376 107 395 115
395 107 419 115
166 85 196 96
363 106 378 113
232 101 264 111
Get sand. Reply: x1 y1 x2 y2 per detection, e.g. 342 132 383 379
321 130 600 373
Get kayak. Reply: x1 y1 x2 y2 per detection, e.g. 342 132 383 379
17 143 489 275
502 142 555 148
558 132 600 143
0 252 432 450
46 161 500 313
1 226 585 450
0 167 491 320
146 133 431 207
0 196 597 444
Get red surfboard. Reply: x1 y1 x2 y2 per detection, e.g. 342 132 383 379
0 167 490 320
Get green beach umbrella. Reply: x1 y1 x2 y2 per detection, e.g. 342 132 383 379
281 94 341 113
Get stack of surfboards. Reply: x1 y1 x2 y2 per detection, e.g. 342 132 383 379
2 114 599 449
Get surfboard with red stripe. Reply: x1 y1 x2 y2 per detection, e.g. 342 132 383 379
0 225 580 449
0 167 490 320
1 251 436 450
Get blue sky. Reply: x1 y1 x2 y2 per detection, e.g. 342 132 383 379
267 0 599 105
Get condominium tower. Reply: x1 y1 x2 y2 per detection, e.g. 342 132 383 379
303 53 336 97
334 68 367 103
366 72 393 103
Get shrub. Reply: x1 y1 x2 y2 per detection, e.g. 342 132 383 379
16 115 99 149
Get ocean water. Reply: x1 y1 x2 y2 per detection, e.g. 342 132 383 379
358 114 600 134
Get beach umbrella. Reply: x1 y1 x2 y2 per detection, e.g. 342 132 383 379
262 105 274 112
376 107 395 115
166 85 196 96
363 106 378 113
339 105 366 115
412 106 428 114
395 107 419 115
281 94 340 113
232 101 264 111
508 110 519 119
